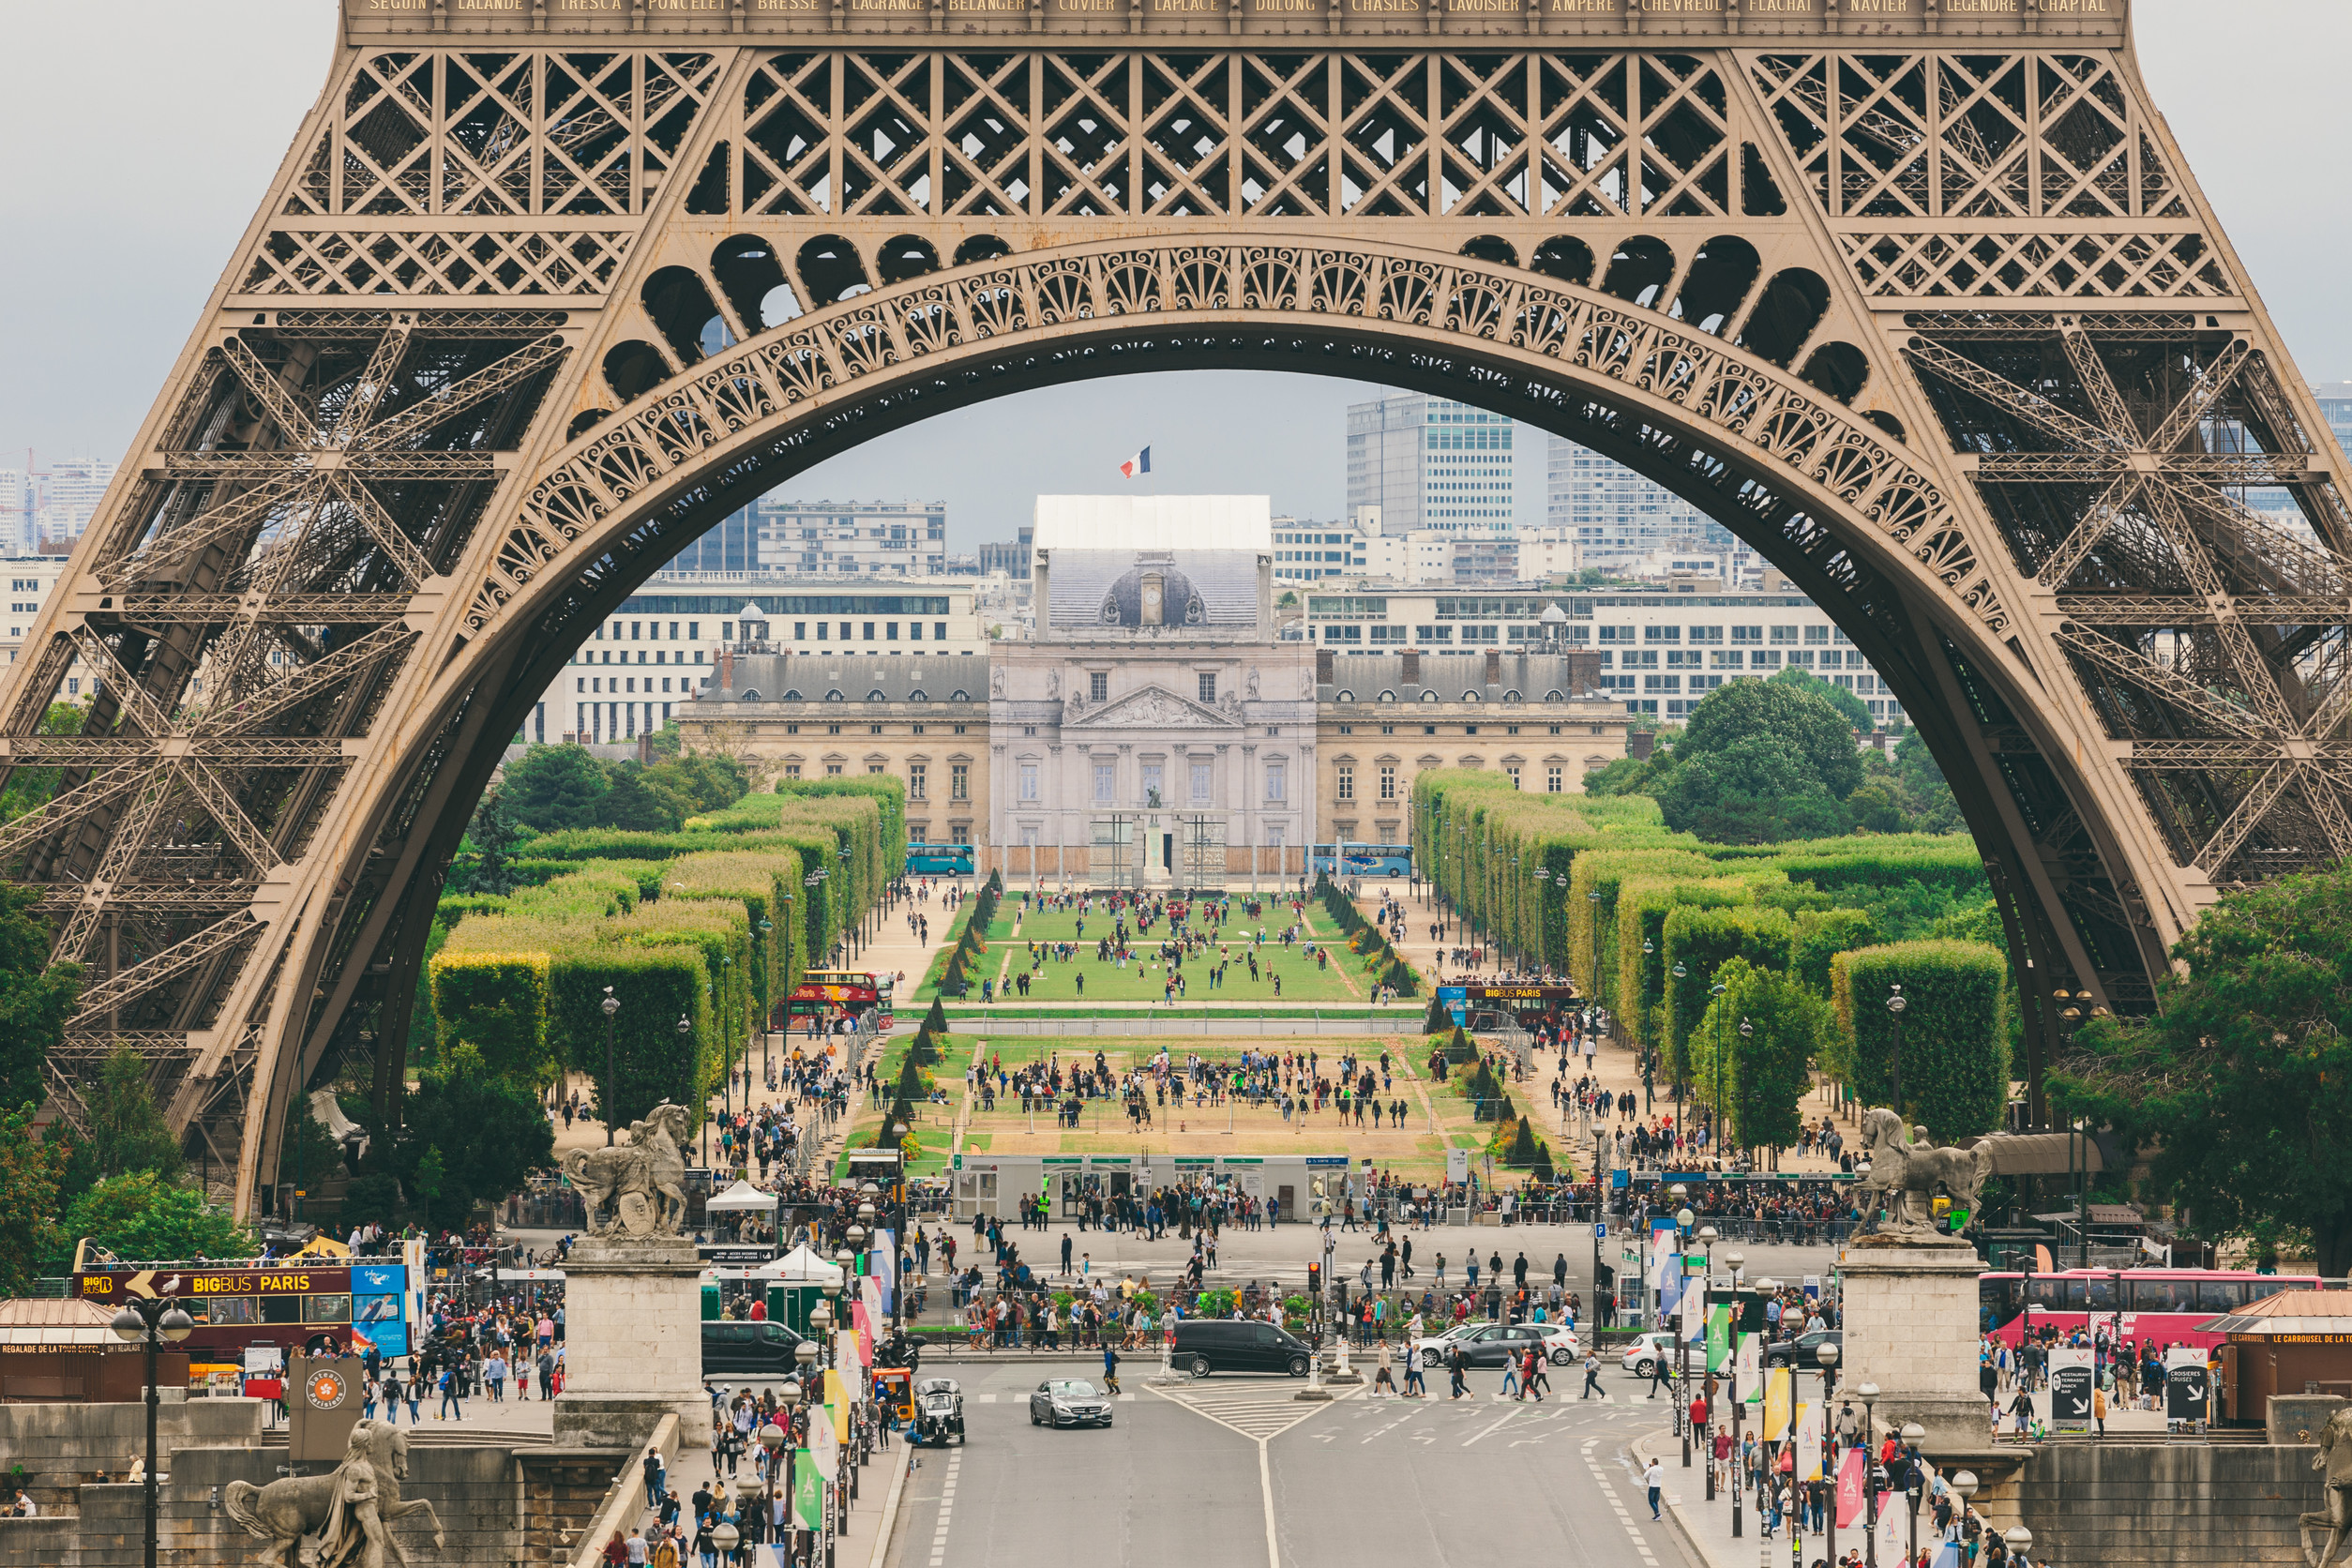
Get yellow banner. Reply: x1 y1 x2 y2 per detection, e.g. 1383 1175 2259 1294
1764 1366 1792 1442
827 1369 849 1442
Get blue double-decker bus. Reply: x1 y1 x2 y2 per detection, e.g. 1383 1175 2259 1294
1310 843 1413 879
906 842 975 877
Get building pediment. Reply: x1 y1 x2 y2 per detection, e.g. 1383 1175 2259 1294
1065 684 1238 731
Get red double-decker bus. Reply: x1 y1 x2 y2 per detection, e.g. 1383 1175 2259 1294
1979 1267 2329 1349
782 969 895 1030
69 1249 415 1363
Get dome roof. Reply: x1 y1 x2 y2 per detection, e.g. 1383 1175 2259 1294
1097 552 1207 628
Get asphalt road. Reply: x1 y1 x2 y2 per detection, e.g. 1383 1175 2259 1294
882 1358 1700 1568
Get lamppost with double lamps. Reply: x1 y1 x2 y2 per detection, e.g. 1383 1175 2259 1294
1694 1221 1718 1489
1667 960 1686 1119
600 988 621 1145
679 1013 701 1165
1671 1184 1696 1466
1708 982 1726 1162
1857 1380 1880 1567
111 1298 194 1568
1817 1341 1842 1565
1736 1018 1754 1168
1725 1248 1746 1536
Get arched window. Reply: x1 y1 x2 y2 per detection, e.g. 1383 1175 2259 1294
1421 691 1439 702
737 688 761 702
1336 690 1354 702
824 690 844 703
1502 690 1521 703
950 689 971 701
909 689 928 703
1545 689 1563 701
867 689 888 702
1461 691 1481 702
1379 690 1397 703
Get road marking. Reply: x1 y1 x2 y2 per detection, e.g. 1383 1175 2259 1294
975 1394 997 1403
1461 1409 1517 1447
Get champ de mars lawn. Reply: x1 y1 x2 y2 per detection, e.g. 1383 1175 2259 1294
958 898 1368 1005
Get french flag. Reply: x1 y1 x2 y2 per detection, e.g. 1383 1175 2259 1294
1118 445 1152 478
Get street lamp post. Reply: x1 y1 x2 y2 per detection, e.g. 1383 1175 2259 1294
110 1298 195 1568
600 988 621 1145
2003 1525 2034 1563
1736 1018 1754 1168
776 1378 804 1566
1817 1341 1842 1566
1696 1223 1719 1498
1752 1275 1777 1530
679 1013 701 1165
1857 1381 1879 1568
1587 888 1604 1011
1671 1184 1694 1467
1901 1421 1927 1568
1886 984 1907 1121
1949 1469 1978 1568
1726 1248 1745 1538
1708 983 1726 1164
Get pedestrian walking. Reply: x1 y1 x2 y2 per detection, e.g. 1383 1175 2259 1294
1581 1351 1604 1400
1373 1338 1396 1397
1447 1343 1469 1400
1644 1456 1664 1520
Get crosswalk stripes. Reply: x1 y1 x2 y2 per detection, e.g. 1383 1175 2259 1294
1149 1380 1351 1440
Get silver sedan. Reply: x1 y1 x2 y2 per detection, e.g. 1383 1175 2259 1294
1028 1379 1113 1428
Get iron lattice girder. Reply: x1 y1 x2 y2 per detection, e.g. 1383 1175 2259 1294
11 27 2352 1213
2056 596 2352 626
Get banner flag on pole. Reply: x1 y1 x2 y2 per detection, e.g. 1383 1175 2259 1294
792 1451 825 1530
1764 1366 1792 1441
1835 1449 1867 1529
1706 1305 1732 1374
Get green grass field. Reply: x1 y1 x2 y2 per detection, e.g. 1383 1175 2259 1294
972 902 1364 1004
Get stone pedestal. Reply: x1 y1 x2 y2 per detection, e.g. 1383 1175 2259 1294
551 1235 709 1450
1837 1238 1986 1455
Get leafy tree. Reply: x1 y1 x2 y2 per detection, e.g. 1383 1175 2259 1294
0 701 91 829
595 766 688 832
1656 735 1851 844
459 788 525 897
1832 940 2010 1140
56 1172 254 1271
644 753 749 815
1692 958 1829 1155
1681 680 1862 799
279 1091 352 1199
388 1054 556 1230
0 1104 69 1294
1846 779 1905 835
1892 734 1967 834
78 1046 185 1185
339 1171 404 1229
0 883 79 1112
1506 1118 1541 1167
1769 666 1873 734
502 745 611 833
2050 867 2352 1275
1583 751 1676 799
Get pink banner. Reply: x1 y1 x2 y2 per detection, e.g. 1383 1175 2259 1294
1835 1449 1867 1530
851 1300 874 1365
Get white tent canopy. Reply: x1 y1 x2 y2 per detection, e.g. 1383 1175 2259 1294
704 1179 778 1213
756 1244 846 1284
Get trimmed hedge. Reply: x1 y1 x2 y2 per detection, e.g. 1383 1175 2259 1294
1663 905 1792 1082
1831 940 2011 1141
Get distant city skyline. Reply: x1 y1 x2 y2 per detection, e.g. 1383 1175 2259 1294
3 1 2344 553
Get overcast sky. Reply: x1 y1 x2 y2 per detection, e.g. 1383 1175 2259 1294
1 0 2341 547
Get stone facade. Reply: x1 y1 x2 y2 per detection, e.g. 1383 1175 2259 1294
552 1235 711 1451
1835 1241 1988 1451
991 497 1316 889
1314 647 1625 845
678 650 989 852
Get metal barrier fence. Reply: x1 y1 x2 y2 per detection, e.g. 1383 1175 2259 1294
938 1011 1410 1037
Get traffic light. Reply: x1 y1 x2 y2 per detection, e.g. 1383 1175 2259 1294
1307 1262 1321 1297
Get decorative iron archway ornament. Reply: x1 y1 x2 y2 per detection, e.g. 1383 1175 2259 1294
8 2 2349 1216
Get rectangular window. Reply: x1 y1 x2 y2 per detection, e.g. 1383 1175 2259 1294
1093 763 1113 804
1804 625 1830 645
886 622 899 641
1505 766 1521 791
1336 765 1354 801
1020 762 1040 802
1599 626 1636 644
815 621 828 641
950 763 969 800
1198 672 1216 703
1266 762 1286 803
1666 651 1702 669
934 622 948 641
1091 671 1109 701
785 762 803 778
910 622 923 641
1732 625 1762 644
1379 765 1396 800
688 622 699 641
825 761 844 776
1191 761 1213 804
1545 765 1562 793
1752 650 1782 669
868 762 885 775
864 622 876 641
839 621 853 641
1771 625 1798 644
1642 625 1681 643
1689 626 1723 644
909 764 927 800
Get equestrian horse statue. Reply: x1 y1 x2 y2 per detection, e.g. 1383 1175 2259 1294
559 1100 691 1236
1857 1107 1995 1237
2304 1405 2352 1567
222 1420 444 1568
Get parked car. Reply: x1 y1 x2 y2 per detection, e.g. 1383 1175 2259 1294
1620 1331 1681 1379
1764 1329 1843 1370
1418 1322 1580 1368
1029 1378 1113 1427
1170 1319 1314 1378
701 1319 809 1376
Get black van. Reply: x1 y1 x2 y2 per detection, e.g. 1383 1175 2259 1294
702 1319 809 1376
1169 1319 1313 1379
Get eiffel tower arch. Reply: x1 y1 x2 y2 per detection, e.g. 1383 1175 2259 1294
8 0 2346 1214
